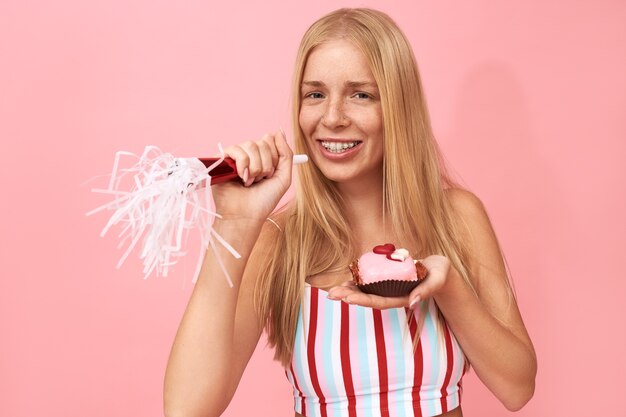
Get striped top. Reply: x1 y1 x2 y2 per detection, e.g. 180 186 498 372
284 284 469 417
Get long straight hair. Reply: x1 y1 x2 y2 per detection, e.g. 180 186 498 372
254 8 475 367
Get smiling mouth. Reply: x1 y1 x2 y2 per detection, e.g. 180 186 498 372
318 140 362 153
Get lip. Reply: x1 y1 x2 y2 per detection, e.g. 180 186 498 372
317 138 361 143
316 139 363 160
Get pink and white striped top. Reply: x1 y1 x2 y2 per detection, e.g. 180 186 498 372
284 284 469 417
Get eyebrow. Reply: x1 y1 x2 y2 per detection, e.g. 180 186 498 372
301 80 378 89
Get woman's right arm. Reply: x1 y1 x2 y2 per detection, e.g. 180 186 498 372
163 131 293 417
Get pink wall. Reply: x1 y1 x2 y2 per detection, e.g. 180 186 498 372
1 1 625 416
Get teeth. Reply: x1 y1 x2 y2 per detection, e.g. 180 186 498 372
320 141 360 153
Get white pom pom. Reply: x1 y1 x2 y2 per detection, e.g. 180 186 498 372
86 145 240 285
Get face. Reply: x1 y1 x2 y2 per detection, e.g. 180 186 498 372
299 39 384 186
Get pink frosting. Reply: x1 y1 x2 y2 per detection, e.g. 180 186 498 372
358 250 417 284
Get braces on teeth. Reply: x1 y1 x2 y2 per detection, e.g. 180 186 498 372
321 141 359 152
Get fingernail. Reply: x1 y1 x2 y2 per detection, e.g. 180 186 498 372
409 296 420 309
245 176 255 187
242 167 249 183
343 297 352 304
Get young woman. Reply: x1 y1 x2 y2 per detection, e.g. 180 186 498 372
164 8 536 417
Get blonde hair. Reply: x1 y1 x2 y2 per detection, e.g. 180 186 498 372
254 8 475 367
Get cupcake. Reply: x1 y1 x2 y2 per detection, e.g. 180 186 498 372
349 243 428 297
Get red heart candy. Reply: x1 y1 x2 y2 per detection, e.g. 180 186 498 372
373 243 396 255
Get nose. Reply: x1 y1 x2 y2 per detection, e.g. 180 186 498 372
321 97 349 128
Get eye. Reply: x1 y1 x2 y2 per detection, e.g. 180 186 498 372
304 92 324 99
354 92 371 99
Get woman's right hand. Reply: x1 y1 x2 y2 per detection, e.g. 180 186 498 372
210 129 294 222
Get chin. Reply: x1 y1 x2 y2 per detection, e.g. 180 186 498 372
319 166 378 186
317 169 355 184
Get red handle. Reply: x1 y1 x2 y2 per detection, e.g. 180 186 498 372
198 157 241 185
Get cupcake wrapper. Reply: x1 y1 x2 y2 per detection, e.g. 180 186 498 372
356 278 424 297
350 258 428 297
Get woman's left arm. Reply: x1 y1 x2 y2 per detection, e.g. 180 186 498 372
425 188 537 411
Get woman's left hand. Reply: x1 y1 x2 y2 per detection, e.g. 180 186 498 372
326 255 452 310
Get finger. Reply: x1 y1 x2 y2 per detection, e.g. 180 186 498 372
326 285 409 309
408 286 422 309
408 279 439 308
408 256 451 306
420 255 450 273
273 128 293 181
256 138 275 179
326 280 358 299
240 140 263 181
327 285 358 300
343 292 409 310
222 145 249 181
260 134 279 172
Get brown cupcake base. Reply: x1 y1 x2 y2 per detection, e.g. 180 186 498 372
356 278 425 297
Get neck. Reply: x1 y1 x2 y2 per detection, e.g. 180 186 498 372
336 174 394 249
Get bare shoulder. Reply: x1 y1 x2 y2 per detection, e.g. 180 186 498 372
443 188 506 293
445 188 488 223
444 188 495 249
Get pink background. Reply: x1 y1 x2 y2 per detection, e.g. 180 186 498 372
1 1 625 416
